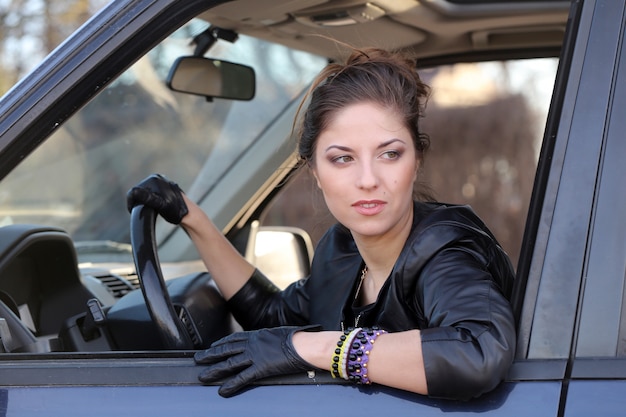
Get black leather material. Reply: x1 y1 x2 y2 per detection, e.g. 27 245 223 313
194 325 318 397
227 201 516 400
126 174 188 224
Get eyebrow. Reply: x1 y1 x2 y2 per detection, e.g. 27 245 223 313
324 138 406 153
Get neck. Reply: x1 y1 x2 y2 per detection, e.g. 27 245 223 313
353 205 414 289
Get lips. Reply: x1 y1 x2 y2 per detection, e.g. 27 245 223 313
352 200 386 216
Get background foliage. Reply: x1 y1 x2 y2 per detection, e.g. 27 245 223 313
0 0 102 93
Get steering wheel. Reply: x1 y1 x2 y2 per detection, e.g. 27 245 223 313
129 204 194 349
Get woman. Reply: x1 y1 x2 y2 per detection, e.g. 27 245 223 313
127 47 516 400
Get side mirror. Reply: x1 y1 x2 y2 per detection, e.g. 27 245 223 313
166 56 255 100
245 223 314 289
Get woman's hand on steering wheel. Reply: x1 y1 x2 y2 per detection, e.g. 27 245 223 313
126 174 188 224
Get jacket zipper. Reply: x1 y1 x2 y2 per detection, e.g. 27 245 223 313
340 313 362 332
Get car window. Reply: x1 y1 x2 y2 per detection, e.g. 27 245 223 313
0 13 559 361
261 57 559 269
0 19 327 265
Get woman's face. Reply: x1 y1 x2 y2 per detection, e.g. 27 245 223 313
312 102 419 241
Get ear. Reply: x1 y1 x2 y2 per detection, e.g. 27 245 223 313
413 159 421 181
311 167 322 189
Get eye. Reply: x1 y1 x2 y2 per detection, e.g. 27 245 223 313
381 150 401 160
331 155 354 164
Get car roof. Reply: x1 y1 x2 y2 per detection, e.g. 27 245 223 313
199 0 570 63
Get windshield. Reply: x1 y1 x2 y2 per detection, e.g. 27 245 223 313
0 20 326 263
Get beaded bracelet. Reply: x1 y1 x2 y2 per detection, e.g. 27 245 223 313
346 327 387 385
331 328 361 379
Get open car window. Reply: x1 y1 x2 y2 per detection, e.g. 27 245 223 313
0 20 558 354
0 5 559 362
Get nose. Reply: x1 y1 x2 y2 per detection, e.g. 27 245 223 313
356 160 379 190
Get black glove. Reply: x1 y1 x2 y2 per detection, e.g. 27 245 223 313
194 325 319 397
126 174 188 224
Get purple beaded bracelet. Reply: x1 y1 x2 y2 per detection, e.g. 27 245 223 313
346 327 387 385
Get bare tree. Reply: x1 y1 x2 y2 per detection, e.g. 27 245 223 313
0 0 94 93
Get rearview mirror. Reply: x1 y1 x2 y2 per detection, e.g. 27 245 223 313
166 56 255 100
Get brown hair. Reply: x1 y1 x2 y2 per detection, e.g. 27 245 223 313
296 47 431 167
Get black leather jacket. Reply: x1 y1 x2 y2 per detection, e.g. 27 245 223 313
227 202 516 400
